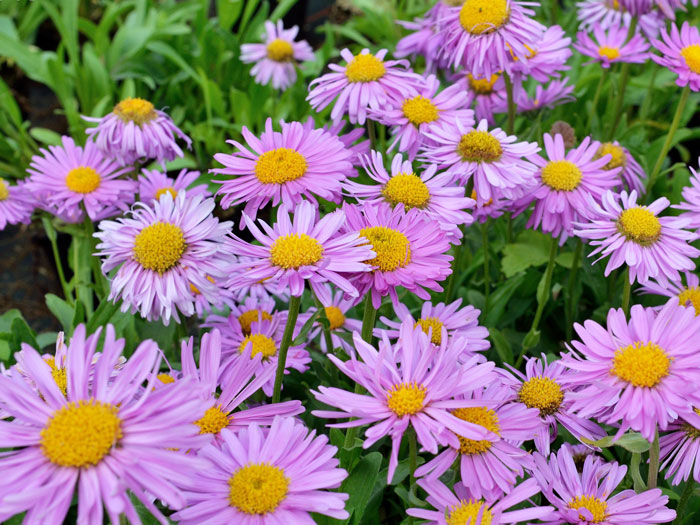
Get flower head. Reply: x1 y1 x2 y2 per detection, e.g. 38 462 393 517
137 168 210 204
0 178 34 229
652 22 700 91
575 23 650 68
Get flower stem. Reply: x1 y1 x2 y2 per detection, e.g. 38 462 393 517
647 428 660 489
607 17 639 140
504 71 516 135
271 293 301 403
621 267 632 316
565 239 584 341
481 220 490 312
675 480 696 521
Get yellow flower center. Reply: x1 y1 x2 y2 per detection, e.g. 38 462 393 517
518 376 564 416
157 373 175 384
596 143 627 170
386 382 426 416
239 333 277 360
679 287 700 316
598 46 620 60
195 406 230 435
155 187 177 200
269 233 323 269
324 306 346 330
345 53 386 82
45 357 67 395
113 97 157 125
452 406 500 455
568 495 608 523
254 148 308 184
382 173 431 210
617 207 661 244
402 95 439 126
415 317 444 345
541 160 582 191
457 131 503 163
459 0 509 35
360 226 412 272
266 38 294 62
468 73 500 94
681 44 700 74
65 166 100 194
228 463 289 515
238 309 274 335
0 178 9 201
133 222 187 273
446 499 493 525
611 342 671 388
40 400 122 468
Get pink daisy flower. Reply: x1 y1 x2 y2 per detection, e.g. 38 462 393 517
0 324 209 524
213 118 354 223
673 157 700 228
307 48 422 124
0 178 34 229
341 201 452 308
534 446 676 524
368 74 474 160
513 134 619 242
652 22 700 91
226 200 374 301
573 190 699 285
510 25 573 83
240 20 314 91
639 271 700 316
513 78 576 113
595 141 646 193
576 0 665 39
407 477 554 525
345 151 475 240
458 72 508 125
422 118 540 206
95 192 232 324
306 286 362 353
171 417 349 523
660 409 700 485
26 136 134 223
84 97 191 166
312 320 496 483
137 168 210 203
562 300 700 442
575 23 650 68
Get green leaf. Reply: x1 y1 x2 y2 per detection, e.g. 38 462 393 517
342 452 382 524
45 293 74 333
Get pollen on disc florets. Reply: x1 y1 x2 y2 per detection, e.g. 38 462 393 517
266 38 294 62
518 376 564 416
40 400 122 468
414 316 444 345
345 53 386 83
611 341 671 388
269 233 323 269
65 166 101 194
238 309 274 335
402 95 439 126
0 178 9 201
678 287 700 316
382 173 431 210
195 406 230 435
386 382 427 416
617 207 661 245
596 142 627 170
360 226 412 272
228 463 290 515
457 131 503 163
133 221 187 273
254 148 308 184
540 160 583 191
568 495 608 523
468 73 500 94
114 97 157 125
598 46 620 60
324 306 345 330
681 44 700 74
452 406 500 455
446 500 494 525
239 333 278 360
459 0 509 35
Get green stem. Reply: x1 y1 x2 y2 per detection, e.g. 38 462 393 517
607 17 639 140
503 71 516 135
647 85 690 200
675 480 695 522
621 267 632 316
481 220 490 312
271 294 302 403
647 428 660 489
312 291 334 353
565 239 584 341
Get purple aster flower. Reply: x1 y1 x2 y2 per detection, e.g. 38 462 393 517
26 136 134 223
84 97 191 166
513 78 576 113
639 271 700 315
573 190 698 285
562 300 700 442
499 354 605 455
407 477 554 525
306 285 362 353
660 410 700 485
137 168 210 203
342 201 452 308
510 25 573 83
226 200 374 301
213 118 354 223
575 23 650 68
457 72 508 125
95 192 232 324
0 178 34 229
368 74 474 160
422 118 540 206
652 22 700 91
0 324 209 523
240 20 314 91
345 151 475 240
534 446 676 524
171 417 349 523
673 157 700 228
307 48 422 124
576 0 665 39
595 141 646 193
313 320 496 482
513 134 618 242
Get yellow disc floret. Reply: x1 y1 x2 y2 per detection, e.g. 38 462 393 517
402 95 439 126
45 357 67 395
228 463 289 515
254 148 308 184
568 495 608 523
452 406 500 455
195 406 230 434
541 160 583 191
518 376 564 416
681 44 700 74
679 287 700 316
611 341 671 388
386 382 426 416
155 187 177 200
459 0 509 35
324 306 345 330
0 178 9 201
360 226 412 272
468 73 500 94
238 309 274 335
65 166 101 194
266 38 294 62
457 131 503 163
133 222 187 273
345 53 386 82
598 46 621 60
596 142 627 170
239 333 278 360
382 173 431 210
40 400 122 468
446 499 493 525
415 317 445 345
269 233 323 269
113 97 157 125
617 207 661 245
